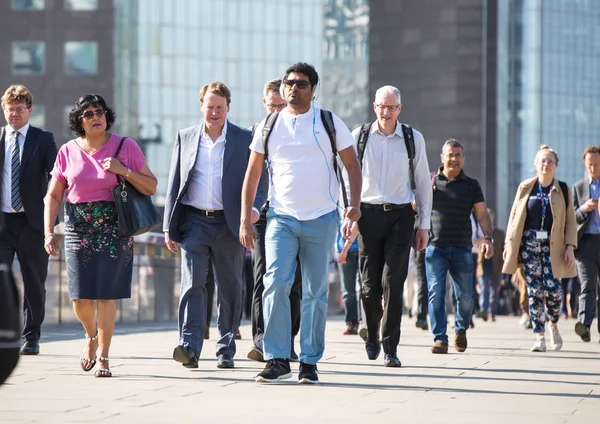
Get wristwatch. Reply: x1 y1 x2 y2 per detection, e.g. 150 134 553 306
484 236 493 243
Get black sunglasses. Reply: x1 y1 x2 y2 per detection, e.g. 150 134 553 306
284 79 311 89
81 109 106 120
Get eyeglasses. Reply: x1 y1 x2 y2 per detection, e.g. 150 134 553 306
443 153 464 159
266 103 286 111
284 79 311 89
375 104 400 112
81 109 106 120
4 107 29 114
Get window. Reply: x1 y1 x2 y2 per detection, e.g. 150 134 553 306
12 0 44 10
12 41 45 75
64 42 98 75
29 105 45 128
64 106 75 139
64 0 97 10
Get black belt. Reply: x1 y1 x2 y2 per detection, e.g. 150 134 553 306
5 212 26 217
361 202 410 212
186 206 225 218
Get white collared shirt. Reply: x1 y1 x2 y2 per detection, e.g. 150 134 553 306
181 121 227 210
2 123 29 213
250 106 355 221
352 122 432 229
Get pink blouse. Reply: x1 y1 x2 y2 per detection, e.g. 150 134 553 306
51 134 146 204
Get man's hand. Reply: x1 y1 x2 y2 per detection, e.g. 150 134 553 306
239 220 257 250
481 239 494 259
565 245 575 268
415 229 429 251
251 209 260 224
581 198 598 213
164 231 179 254
343 206 361 222
337 251 348 265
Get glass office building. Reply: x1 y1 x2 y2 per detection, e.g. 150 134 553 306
496 0 600 226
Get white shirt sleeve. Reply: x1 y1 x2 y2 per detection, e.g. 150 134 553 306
411 129 433 230
249 119 266 154
332 113 355 152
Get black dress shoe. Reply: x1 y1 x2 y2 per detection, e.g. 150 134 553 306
384 353 402 367
217 354 235 369
20 340 39 356
173 345 198 368
365 341 381 360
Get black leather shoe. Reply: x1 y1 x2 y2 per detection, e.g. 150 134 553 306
20 340 39 356
173 345 198 368
217 354 235 369
384 353 402 367
365 341 381 360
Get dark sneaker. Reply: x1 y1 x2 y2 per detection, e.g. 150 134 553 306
247 346 265 362
298 362 318 384
255 359 292 383
217 354 234 369
343 322 359 335
415 319 428 331
574 322 591 342
455 332 468 352
384 353 402 367
173 345 199 368
431 341 448 354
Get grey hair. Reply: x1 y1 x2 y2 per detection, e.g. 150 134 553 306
374 85 401 104
442 138 465 154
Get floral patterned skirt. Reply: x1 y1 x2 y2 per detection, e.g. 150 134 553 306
64 201 133 300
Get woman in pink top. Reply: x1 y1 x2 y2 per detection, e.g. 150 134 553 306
43 94 157 378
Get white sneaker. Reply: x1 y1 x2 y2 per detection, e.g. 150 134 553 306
549 323 563 350
531 334 547 352
519 314 529 326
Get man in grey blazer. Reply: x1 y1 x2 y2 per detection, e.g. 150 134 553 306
572 145 600 343
164 82 264 369
0 85 57 356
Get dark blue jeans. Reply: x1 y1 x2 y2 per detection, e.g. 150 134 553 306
337 249 361 323
425 245 474 344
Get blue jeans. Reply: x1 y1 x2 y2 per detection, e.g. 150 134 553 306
337 249 361 323
262 208 338 364
425 245 474 344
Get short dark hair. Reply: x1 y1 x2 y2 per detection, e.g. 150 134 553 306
263 78 282 96
199 81 231 106
68 94 115 137
283 62 319 87
442 138 465 154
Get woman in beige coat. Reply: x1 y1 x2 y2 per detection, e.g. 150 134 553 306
502 146 577 352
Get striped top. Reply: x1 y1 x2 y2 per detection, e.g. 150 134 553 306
430 167 485 247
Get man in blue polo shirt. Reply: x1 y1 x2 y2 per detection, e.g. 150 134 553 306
426 139 494 354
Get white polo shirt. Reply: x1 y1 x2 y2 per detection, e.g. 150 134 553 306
250 106 354 221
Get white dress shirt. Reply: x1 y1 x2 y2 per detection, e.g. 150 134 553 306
351 122 432 230
2 123 29 213
181 121 227 210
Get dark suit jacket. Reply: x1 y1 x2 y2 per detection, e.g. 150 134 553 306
573 177 594 243
163 121 265 242
0 126 57 232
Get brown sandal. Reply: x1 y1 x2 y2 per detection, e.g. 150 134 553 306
94 357 112 378
80 332 98 372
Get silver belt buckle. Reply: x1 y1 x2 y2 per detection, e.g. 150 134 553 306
383 203 392 212
205 210 216 218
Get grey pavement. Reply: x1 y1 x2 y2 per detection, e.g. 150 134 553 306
1 316 599 424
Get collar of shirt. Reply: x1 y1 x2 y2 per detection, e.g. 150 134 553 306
281 105 315 122
436 166 466 182
6 123 30 140
588 176 600 185
372 120 402 139
201 120 227 145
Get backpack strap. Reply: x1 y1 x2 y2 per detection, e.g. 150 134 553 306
357 122 372 166
320 109 348 208
261 112 280 159
559 180 569 208
401 124 416 191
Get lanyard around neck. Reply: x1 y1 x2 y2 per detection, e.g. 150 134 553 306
538 181 550 230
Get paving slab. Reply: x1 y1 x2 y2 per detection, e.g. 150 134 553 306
0 316 599 424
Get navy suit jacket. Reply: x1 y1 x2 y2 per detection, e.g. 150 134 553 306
163 121 265 242
0 125 57 232
573 177 594 243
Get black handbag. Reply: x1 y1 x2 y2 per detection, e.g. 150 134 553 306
111 137 162 237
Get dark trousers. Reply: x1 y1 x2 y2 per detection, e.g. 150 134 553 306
575 234 600 332
0 263 20 385
0 213 48 343
251 211 301 350
413 248 428 321
358 206 414 355
206 260 215 325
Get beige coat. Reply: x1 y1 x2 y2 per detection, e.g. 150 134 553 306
502 177 577 279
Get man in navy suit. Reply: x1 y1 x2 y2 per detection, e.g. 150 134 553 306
163 82 264 369
572 145 600 343
0 85 57 356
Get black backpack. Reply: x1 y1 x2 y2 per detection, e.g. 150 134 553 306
356 122 417 191
261 109 348 207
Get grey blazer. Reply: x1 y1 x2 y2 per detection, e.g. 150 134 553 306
163 121 265 242
573 177 594 243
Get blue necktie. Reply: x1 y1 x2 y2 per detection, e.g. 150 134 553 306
11 131 22 212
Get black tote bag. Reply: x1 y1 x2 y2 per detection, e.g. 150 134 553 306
111 137 162 237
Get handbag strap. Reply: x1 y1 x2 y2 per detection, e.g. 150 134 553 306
113 136 128 184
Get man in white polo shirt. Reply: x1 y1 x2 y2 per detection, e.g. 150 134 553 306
240 63 362 384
